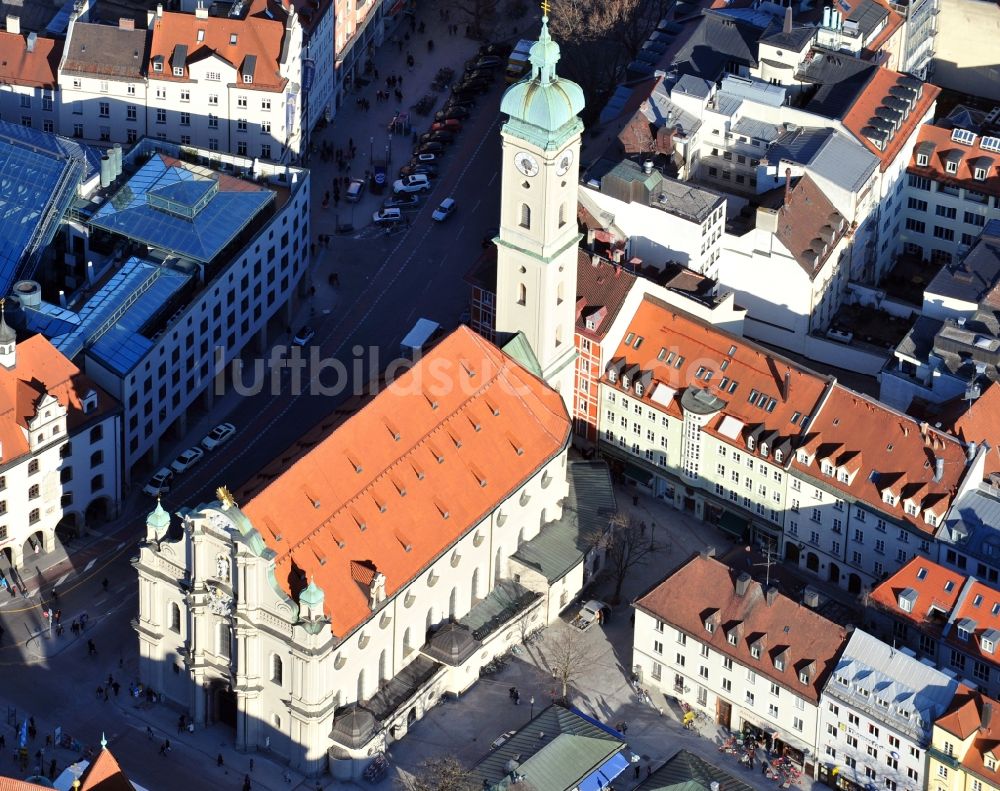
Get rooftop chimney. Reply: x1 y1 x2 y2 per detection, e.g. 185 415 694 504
195 1 208 18
643 160 654 174
156 3 163 17
765 586 778 606
934 457 945 482
782 370 791 402
700 546 717 560
783 2 793 34
6 15 19 35
983 702 994 732
735 571 752 597
784 167 792 203
118 16 135 29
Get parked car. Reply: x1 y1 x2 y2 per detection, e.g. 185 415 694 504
171 447 205 474
467 55 504 70
384 193 420 209
345 178 365 202
464 68 495 83
393 173 432 193
202 422 236 450
414 152 438 162
432 197 456 222
435 106 470 121
431 119 461 132
398 162 439 178
142 468 174 497
413 142 445 156
419 130 455 146
452 80 491 97
571 600 610 631
444 96 476 112
373 207 403 224
292 326 316 346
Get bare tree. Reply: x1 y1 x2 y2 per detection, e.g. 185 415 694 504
546 0 671 116
604 512 654 604
548 625 604 699
452 0 501 40
396 756 481 791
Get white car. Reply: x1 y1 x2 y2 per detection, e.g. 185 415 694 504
373 207 403 225
202 422 236 450
142 468 173 497
432 197 456 222
393 174 431 194
170 447 205 474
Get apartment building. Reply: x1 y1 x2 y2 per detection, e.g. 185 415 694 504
57 19 150 145
929 689 1000 791
0 22 60 133
582 159 727 279
597 293 975 590
134 328 573 779
867 558 1000 699
633 553 850 777
817 629 958 791
14 139 309 472
900 125 1000 266
0 314 122 571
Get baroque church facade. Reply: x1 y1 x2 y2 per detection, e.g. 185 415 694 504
132 20 595 780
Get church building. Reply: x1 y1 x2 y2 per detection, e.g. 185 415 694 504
133 17 591 780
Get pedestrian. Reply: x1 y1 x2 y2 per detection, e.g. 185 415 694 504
159 741 167 756
647 766 652 778
761 762 768 776
96 686 104 699
621 722 628 734
101 578 109 592
48 758 57 780
87 639 96 656
397 75 403 88
112 681 120 697
243 774 251 791
249 758 254 772
218 754 225 767
178 714 186 734
395 89 402 103
635 765 641 780
103 689 109 702
0 733 6 749
146 726 154 740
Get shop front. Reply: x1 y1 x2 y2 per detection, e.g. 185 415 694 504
739 717 814 777
817 764 868 791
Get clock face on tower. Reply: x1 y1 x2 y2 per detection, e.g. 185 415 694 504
555 149 574 177
514 151 540 177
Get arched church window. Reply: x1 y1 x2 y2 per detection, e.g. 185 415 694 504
559 203 567 228
519 204 531 229
517 283 527 306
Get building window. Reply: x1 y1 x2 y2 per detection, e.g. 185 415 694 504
170 603 181 632
29 508 40 524
519 204 531 229
180 112 190 126
271 655 283 684
99 101 109 117
156 108 166 124
28 484 39 499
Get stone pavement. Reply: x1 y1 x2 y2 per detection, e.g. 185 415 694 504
385 483 831 791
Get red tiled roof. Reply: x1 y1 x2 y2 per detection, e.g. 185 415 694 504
0 31 60 87
952 384 1000 480
774 175 849 278
0 333 117 465
80 747 136 791
792 387 965 532
604 293 829 436
149 0 287 90
907 123 1000 199
576 252 636 342
635 553 849 702
239 327 571 638
841 67 940 170
936 687 1000 782
0 779 57 791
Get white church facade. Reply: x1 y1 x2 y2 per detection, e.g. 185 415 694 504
133 19 591 778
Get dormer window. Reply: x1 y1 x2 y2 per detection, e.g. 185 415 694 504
608 369 617 383
760 443 768 458
883 491 896 506
153 61 163 72
958 626 970 641
905 502 918 516
982 637 994 654
945 161 958 174
621 376 630 390
838 470 849 483
775 658 784 671
243 74 253 84
797 451 810 464
727 632 738 645
774 449 783 463
747 436 755 451
987 757 997 772
82 390 98 413
975 167 988 181
926 514 938 527
705 620 715 633
751 645 761 659
173 66 183 77
799 672 809 684
821 461 834 476
635 382 644 397
916 153 929 166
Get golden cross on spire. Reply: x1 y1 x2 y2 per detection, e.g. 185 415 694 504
541 0 550 16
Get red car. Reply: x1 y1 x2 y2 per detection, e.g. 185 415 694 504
431 119 462 133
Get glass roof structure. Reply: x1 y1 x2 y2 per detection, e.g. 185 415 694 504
0 120 98 297
90 154 274 263
26 257 192 377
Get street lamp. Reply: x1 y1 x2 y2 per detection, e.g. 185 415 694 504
369 136 374 165
530 696 535 720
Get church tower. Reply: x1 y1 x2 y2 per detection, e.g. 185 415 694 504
495 14 585 409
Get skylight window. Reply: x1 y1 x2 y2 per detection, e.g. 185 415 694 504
945 580 955 592
665 352 675 364
791 412 801 424
720 359 730 371
952 128 977 146
719 377 730 390
993 603 1000 616
916 567 927 580
974 594 984 608
728 345 737 356
633 336 644 349
757 393 769 407
728 381 739 394
674 356 684 368
657 348 667 361
696 366 706 378
749 389 759 403
625 332 635 345
765 398 777 413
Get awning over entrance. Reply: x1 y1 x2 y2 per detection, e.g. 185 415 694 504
718 511 749 537
622 462 653 487
578 751 630 791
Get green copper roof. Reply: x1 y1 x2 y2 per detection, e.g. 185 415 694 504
500 16 585 147
300 578 325 607
501 331 543 377
147 498 170 532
